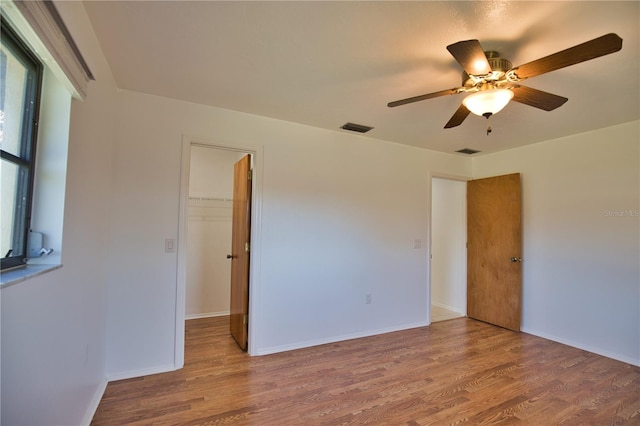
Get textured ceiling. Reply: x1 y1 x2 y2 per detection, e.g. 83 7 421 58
83 1 639 155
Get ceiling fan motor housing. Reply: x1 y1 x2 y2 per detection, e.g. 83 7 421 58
462 52 513 87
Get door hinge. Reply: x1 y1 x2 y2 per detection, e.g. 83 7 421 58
245 242 250 252
243 315 248 325
248 169 253 180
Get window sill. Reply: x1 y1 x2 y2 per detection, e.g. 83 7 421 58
0 263 62 289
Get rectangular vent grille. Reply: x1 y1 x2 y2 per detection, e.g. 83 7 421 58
341 122 374 133
456 148 481 155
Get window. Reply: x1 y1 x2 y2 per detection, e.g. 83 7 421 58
1 18 43 270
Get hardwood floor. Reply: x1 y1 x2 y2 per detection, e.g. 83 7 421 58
430 305 464 323
92 317 640 425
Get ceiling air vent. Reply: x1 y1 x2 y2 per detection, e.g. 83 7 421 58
341 122 374 133
456 148 481 155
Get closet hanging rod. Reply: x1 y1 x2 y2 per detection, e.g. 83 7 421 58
188 196 233 202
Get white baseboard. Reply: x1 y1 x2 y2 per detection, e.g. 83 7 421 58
431 300 465 314
521 326 640 367
254 321 429 356
185 311 230 320
106 363 177 382
80 377 108 426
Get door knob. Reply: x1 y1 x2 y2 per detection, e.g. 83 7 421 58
509 257 522 262
227 254 236 259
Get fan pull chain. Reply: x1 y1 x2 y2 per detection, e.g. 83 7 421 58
486 114 492 136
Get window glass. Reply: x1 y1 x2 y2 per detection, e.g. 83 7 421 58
0 20 42 270
1 46 29 158
0 159 28 257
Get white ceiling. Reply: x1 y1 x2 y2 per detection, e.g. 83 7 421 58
82 1 639 155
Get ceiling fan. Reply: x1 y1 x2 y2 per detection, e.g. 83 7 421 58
387 33 623 131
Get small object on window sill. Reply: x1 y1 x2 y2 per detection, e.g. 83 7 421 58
28 231 53 258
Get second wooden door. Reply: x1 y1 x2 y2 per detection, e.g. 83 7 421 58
467 173 522 331
229 155 252 350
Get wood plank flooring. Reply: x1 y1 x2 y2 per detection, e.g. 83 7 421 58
92 317 640 425
430 305 464 323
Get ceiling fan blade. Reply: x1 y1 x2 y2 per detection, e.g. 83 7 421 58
511 86 568 111
387 88 460 108
511 33 622 80
446 40 492 76
444 104 471 129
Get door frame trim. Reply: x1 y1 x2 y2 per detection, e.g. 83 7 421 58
176 136 263 366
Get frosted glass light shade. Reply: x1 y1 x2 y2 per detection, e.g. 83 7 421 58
463 89 514 116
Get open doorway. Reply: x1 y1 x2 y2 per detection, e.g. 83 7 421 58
430 177 467 322
185 146 248 320
176 139 258 365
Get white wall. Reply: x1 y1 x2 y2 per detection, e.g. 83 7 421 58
189 146 243 199
0 2 117 425
105 88 472 375
431 177 466 314
186 207 232 317
29 67 71 265
473 121 640 365
186 147 245 318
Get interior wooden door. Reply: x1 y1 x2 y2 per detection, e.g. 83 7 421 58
467 173 522 331
229 154 252 350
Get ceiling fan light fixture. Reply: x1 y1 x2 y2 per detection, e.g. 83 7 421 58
462 88 514 117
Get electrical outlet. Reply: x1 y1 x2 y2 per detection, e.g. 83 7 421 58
365 293 372 304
